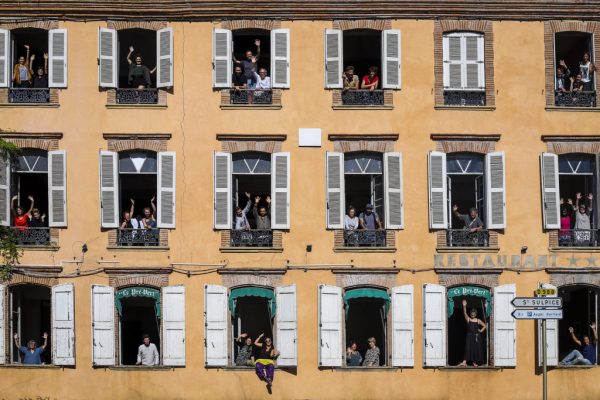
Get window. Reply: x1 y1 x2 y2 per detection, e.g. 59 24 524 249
326 151 403 247
91 285 186 366
428 151 506 247
0 28 67 103
554 32 596 107
204 284 297 367
99 150 176 246
318 284 414 368
442 32 485 106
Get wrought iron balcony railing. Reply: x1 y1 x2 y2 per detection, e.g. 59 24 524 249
11 227 51 245
9 88 50 104
116 88 159 104
558 229 599 247
554 90 596 107
341 89 384 106
230 89 273 105
443 90 486 106
117 228 160 246
230 229 273 247
446 229 490 247
343 229 386 247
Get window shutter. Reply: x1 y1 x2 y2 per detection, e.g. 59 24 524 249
204 284 228 366
162 285 186 366
476 34 485 88
0 284 5 365
423 283 446 367
384 152 403 229
318 284 343 367
443 34 461 89
493 284 516 367
485 151 506 229
48 150 67 227
52 283 75 366
596 154 600 229
271 29 290 88
271 152 290 229
324 29 343 89
0 29 9 88
326 152 344 229
157 151 176 228
48 29 67 88
91 285 115 366
156 27 173 88
99 151 119 228
537 283 559 367
382 30 401 89
464 35 481 89
540 153 560 230
275 284 297 366
98 28 117 88
392 285 414 367
212 29 232 88
0 155 10 227
428 151 447 229
213 152 232 229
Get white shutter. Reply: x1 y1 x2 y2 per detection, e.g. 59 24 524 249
493 284 516 367
485 151 506 229
204 284 228 366
156 27 173 88
157 152 176 228
0 155 10 226
382 30 401 89
98 28 117 88
162 285 186 366
0 284 5 364
428 151 447 229
392 285 414 367
464 34 483 89
275 284 297 366
326 152 344 229
540 153 560 230
476 34 485 88
0 29 9 88
91 285 115 366
271 152 290 229
52 283 75 365
271 29 290 88
48 29 67 88
423 283 446 367
324 29 342 89
212 29 232 88
443 34 461 89
318 284 343 367
48 150 67 227
213 152 232 229
384 152 403 229
537 283 558 367
99 151 119 228
443 33 484 90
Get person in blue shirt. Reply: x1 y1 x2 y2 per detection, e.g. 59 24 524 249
14 332 48 364
560 323 597 365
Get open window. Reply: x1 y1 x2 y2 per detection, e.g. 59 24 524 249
442 32 485 106
554 32 596 107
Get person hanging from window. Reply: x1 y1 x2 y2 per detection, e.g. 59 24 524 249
559 199 574 246
361 66 379 92
233 192 252 230
559 323 597 365
457 299 486 367
253 195 271 230
579 52 596 92
342 66 359 93
362 337 380 367
11 195 34 231
254 333 280 387
252 67 272 103
235 333 255 367
126 46 156 89
14 332 48 365
136 334 160 366
359 204 382 230
346 340 363 366
555 60 571 93
29 53 49 89
12 45 32 88
571 73 585 93
573 192 593 246
233 39 261 89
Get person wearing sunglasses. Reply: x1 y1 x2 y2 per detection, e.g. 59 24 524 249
254 333 280 387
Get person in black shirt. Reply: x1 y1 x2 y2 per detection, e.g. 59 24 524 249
232 65 247 89
30 53 49 88
28 208 46 228
254 333 279 388
126 46 155 89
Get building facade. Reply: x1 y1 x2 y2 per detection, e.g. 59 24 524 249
0 1 600 399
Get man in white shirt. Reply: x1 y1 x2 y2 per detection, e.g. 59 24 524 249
252 68 272 103
137 334 159 366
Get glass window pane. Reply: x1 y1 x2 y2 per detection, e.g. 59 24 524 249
344 152 383 174
232 152 271 174
15 149 48 172
558 154 594 174
446 153 484 174
118 151 157 174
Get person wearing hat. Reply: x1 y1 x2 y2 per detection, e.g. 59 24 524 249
359 204 382 230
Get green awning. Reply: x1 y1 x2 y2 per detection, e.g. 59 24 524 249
344 288 390 317
229 287 276 317
447 286 491 318
115 286 161 318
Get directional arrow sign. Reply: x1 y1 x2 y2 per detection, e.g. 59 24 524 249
511 297 562 308
511 309 563 320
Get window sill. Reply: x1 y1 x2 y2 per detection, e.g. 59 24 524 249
106 245 170 251
220 104 282 110
318 366 399 371
18 245 60 251
545 106 600 112
0 103 59 108
208 366 290 370
434 105 495 111
436 246 500 253
98 365 176 371
436 366 506 371
220 247 283 253
0 364 63 369
554 365 596 369
333 247 396 253
549 247 600 253
106 104 167 109
332 105 393 110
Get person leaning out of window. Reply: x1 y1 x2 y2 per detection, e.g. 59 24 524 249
361 66 379 91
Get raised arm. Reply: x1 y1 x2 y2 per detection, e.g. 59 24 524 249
29 53 35 71
13 333 20 349
150 196 156 213
242 192 252 214
254 333 264 347
253 196 260 219
127 46 134 65
265 196 271 216
569 327 582 346
254 39 261 61
11 195 17 215
26 196 34 217
44 53 48 75
25 45 30 67
462 299 469 323
587 193 593 213
129 198 135 216
591 322 598 342
41 332 48 350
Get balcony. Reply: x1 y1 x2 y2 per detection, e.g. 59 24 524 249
446 229 490 247
9 88 50 104
230 229 273 247
229 89 273 105
558 229 599 247
443 90 486 107
341 90 384 106
343 229 386 247
11 227 50 246
554 91 596 108
116 89 159 105
117 228 160 247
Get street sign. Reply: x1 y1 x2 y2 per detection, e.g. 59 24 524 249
511 297 562 308
535 288 556 296
511 309 563 320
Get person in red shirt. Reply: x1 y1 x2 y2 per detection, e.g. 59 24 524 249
11 195 34 230
361 66 379 91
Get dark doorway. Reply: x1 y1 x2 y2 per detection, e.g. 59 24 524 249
232 295 274 364
558 285 599 364
447 295 489 366
117 29 157 88
448 174 485 229
555 32 593 83
233 175 270 227
346 297 387 366
559 175 595 204
120 297 160 365
342 29 381 80
233 29 271 78
11 28 48 87
12 173 48 224
119 174 157 220
10 285 51 364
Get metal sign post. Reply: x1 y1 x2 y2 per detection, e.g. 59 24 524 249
542 319 547 400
